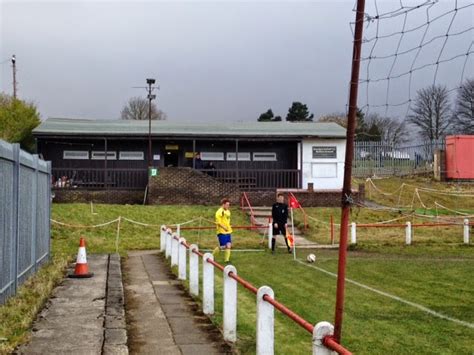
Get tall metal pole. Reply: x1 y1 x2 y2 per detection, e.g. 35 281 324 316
333 0 366 343
12 54 17 99
148 82 152 168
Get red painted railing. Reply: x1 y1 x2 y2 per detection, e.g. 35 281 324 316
174 233 352 354
241 192 257 226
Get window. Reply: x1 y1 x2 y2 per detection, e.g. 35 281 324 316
201 152 225 161
312 163 337 178
63 150 89 160
91 151 117 160
119 151 144 160
253 152 277 161
226 152 251 161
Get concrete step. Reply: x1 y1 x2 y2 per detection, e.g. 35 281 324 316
242 206 272 211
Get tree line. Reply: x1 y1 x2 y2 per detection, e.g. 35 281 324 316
258 78 474 145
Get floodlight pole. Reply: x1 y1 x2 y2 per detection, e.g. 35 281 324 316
333 0 366 344
146 78 156 167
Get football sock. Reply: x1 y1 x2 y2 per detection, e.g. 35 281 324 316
271 238 276 251
212 246 220 257
224 249 231 262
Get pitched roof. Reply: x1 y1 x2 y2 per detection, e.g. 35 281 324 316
33 117 346 138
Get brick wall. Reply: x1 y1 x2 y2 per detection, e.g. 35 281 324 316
53 189 144 204
147 167 240 205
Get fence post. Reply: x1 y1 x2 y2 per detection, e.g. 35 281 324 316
464 219 469 244
350 222 357 244
223 265 237 343
160 225 166 252
12 143 20 296
189 244 199 297
165 229 172 259
203 253 214 315
32 154 38 272
178 238 187 280
256 286 274 355
405 221 412 245
171 233 179 266
268 223 273 250
312 321 334 355
46 161 52 261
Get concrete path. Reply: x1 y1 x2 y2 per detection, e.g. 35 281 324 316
17 254 127 355
124 251 232 355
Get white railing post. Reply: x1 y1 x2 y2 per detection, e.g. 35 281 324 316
223 265 237 343
464 219 470 244
165 229 172 259
171 233 179 266
189 244 199 297
203 253 214 315
405 221 412 245
350 222 357 244
160 225 166 252
178 238 187 280
312 321 334 355
268 223 273 250
256 286 274 355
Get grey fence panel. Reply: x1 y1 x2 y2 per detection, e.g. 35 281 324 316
0 140 51 305
353 140 445 177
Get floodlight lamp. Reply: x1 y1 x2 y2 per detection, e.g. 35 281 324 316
146 78 156 85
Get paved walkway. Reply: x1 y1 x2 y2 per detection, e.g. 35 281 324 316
124 251 232 355
18 255 107 354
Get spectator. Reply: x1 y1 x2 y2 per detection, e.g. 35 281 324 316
194 153 204 169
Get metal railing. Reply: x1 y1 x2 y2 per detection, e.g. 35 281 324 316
0 140 51 305
353 140 445 177
52 168 148 190
160 225 352 355
241 192 257 226
200 169 301 190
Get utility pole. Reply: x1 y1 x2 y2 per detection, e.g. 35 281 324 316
133 78 158 168
12 54 17 99
146 78 156 168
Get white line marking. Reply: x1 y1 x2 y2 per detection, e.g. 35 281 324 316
295 259 474 329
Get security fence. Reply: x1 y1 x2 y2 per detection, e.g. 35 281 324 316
353 140 445 177
0 140 51 305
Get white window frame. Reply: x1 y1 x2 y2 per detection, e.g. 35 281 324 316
63 150 89 160
253 152 277 161
226 152 251 161
119 151 144 160
91 151 117 160
201 152 225 161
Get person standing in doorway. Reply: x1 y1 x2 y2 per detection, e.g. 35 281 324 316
271 193 291 254
213 198 233 263
194 152 204 169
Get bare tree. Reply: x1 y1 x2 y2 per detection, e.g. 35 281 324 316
121 97 167 120
365 113 409 145
452 78 474 134
408 84 451 140
318 113 348 127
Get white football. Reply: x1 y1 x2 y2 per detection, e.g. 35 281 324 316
307 253 316 263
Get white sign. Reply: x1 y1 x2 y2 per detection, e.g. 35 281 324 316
153 154 161 160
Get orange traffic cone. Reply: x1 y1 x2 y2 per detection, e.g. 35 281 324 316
69 238 94 278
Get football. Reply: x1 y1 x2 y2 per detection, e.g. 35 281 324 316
306 253 316 263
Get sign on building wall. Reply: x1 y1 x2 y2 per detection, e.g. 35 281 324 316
312 146 337 159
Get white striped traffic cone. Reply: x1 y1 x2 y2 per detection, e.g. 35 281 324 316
69 237 94 278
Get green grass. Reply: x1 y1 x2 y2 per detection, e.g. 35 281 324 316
191 249 474 354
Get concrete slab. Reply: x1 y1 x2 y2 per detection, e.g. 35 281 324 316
124 250 233 355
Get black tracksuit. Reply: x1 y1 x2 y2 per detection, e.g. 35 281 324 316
271 202 290 251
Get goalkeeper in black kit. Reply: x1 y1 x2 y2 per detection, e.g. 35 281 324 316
271 193 291 254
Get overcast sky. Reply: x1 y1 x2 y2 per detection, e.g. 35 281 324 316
0 0 472 122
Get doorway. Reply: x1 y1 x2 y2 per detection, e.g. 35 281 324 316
164 150 179 167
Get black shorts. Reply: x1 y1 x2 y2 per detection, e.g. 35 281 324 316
273 223 286 236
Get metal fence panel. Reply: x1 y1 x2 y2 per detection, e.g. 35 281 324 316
0 140 51 305
353 140 445 177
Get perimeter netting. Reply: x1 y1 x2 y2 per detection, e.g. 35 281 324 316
352 0 473 120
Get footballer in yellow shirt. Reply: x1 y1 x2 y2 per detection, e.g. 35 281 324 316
213 198 233 263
